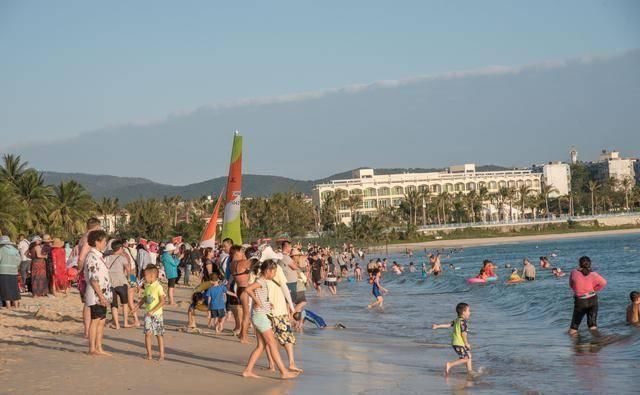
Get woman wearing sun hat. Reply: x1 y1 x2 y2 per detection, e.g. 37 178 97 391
28 236 48 297
0 236 22 308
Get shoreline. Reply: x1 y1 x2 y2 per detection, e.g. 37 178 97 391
373 227 640 252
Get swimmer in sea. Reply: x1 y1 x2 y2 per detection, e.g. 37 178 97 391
408 262 416 272
428 253 442 276
367 269 388 309
552 267 566 277
539 256 551 269
482 260 496 278
627 291 640 325
354 263 363 282
476 268 488 280
508 268 523 282
421 263 428 278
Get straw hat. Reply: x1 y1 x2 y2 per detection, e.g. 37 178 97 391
0 235 14 246
42 234 53 243
164 243 177 253
52 238 65 248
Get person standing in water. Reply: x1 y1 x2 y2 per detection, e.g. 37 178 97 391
522 258 536 281
568 256 607 335
367 269 387 309
626 291 639 325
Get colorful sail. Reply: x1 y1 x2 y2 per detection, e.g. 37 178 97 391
200 189 224 248
220 131 243 244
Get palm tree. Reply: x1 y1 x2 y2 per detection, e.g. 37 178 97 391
403 190 422 226
540 184 559 218
464 190 479 223
0 154 29 186
621 178 633 210
518 185 532 218
14 170 53 234
498 187 510 221
587 180 600 215
48 181 96 239
0 183 22 237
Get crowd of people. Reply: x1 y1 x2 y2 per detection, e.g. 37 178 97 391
1 218 639 380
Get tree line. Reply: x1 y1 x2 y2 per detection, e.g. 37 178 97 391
1 154 638 244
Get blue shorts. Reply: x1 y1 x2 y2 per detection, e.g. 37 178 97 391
210 309 226 318
373 286 381 298
452 345 470 359
252 312 272 333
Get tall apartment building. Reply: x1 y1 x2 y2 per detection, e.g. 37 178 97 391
591 150 636 189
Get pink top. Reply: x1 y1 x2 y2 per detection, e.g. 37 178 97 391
569 270 607 297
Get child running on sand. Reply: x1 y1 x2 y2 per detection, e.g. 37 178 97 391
133 265 166 361
432 302 474 376
367 269 388 309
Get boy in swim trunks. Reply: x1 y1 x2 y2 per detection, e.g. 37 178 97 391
432 302 473 375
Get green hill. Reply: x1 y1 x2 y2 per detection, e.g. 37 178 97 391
43 165 510 202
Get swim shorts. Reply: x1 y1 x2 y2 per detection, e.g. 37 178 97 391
452 345 470 359
110 285 129 308
167 278 177 288
252 312 272 333
271 314 296 345
144 314 165 336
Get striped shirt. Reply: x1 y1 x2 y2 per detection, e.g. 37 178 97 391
253 278 271 314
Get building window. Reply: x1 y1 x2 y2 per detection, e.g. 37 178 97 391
379 199 391 208
406 185 417 193
525 180 532 187
392 199 403 207
350 188 362 195
498 181 506 189
419 185 429 193
488 181 497 190
378 187 390 196
431 184 442 193
455 183 465 192
507 180 515 188
340 213 351 219
363 200 377 209
393 186 404 195
364 188 377 197
445 184 453 192
467 182 476 191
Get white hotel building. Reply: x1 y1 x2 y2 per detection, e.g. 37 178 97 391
312 163 570 224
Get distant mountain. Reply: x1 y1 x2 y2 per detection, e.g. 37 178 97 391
42 165 510 202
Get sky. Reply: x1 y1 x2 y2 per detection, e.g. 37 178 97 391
1 1 639 183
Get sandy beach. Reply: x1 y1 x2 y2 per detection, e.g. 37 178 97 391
376 227 640 252
0 287 290 395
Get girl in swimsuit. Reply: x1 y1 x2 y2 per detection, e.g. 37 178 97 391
367 269 388 309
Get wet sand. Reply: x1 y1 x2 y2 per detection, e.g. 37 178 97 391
378 227 640 252
0 287 291 395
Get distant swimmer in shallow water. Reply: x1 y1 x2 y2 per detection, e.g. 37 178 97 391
508 268 523 283
408 262 416 272
552 267 566 277
482 259 496 278
432 302 474 376
367 269 388 309
428 253 442 276
421 263 428 278
627 291 640 325
540 256 551 269
354 263 363 282
522 259 536 281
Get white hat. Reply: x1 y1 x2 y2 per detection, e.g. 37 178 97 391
258 245 283 263
0 235 14 246
164 243 177 252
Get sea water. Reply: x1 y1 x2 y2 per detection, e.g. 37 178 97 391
292 234 640 395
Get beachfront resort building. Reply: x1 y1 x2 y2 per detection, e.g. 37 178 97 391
590 150 636 189
313 163 571 224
